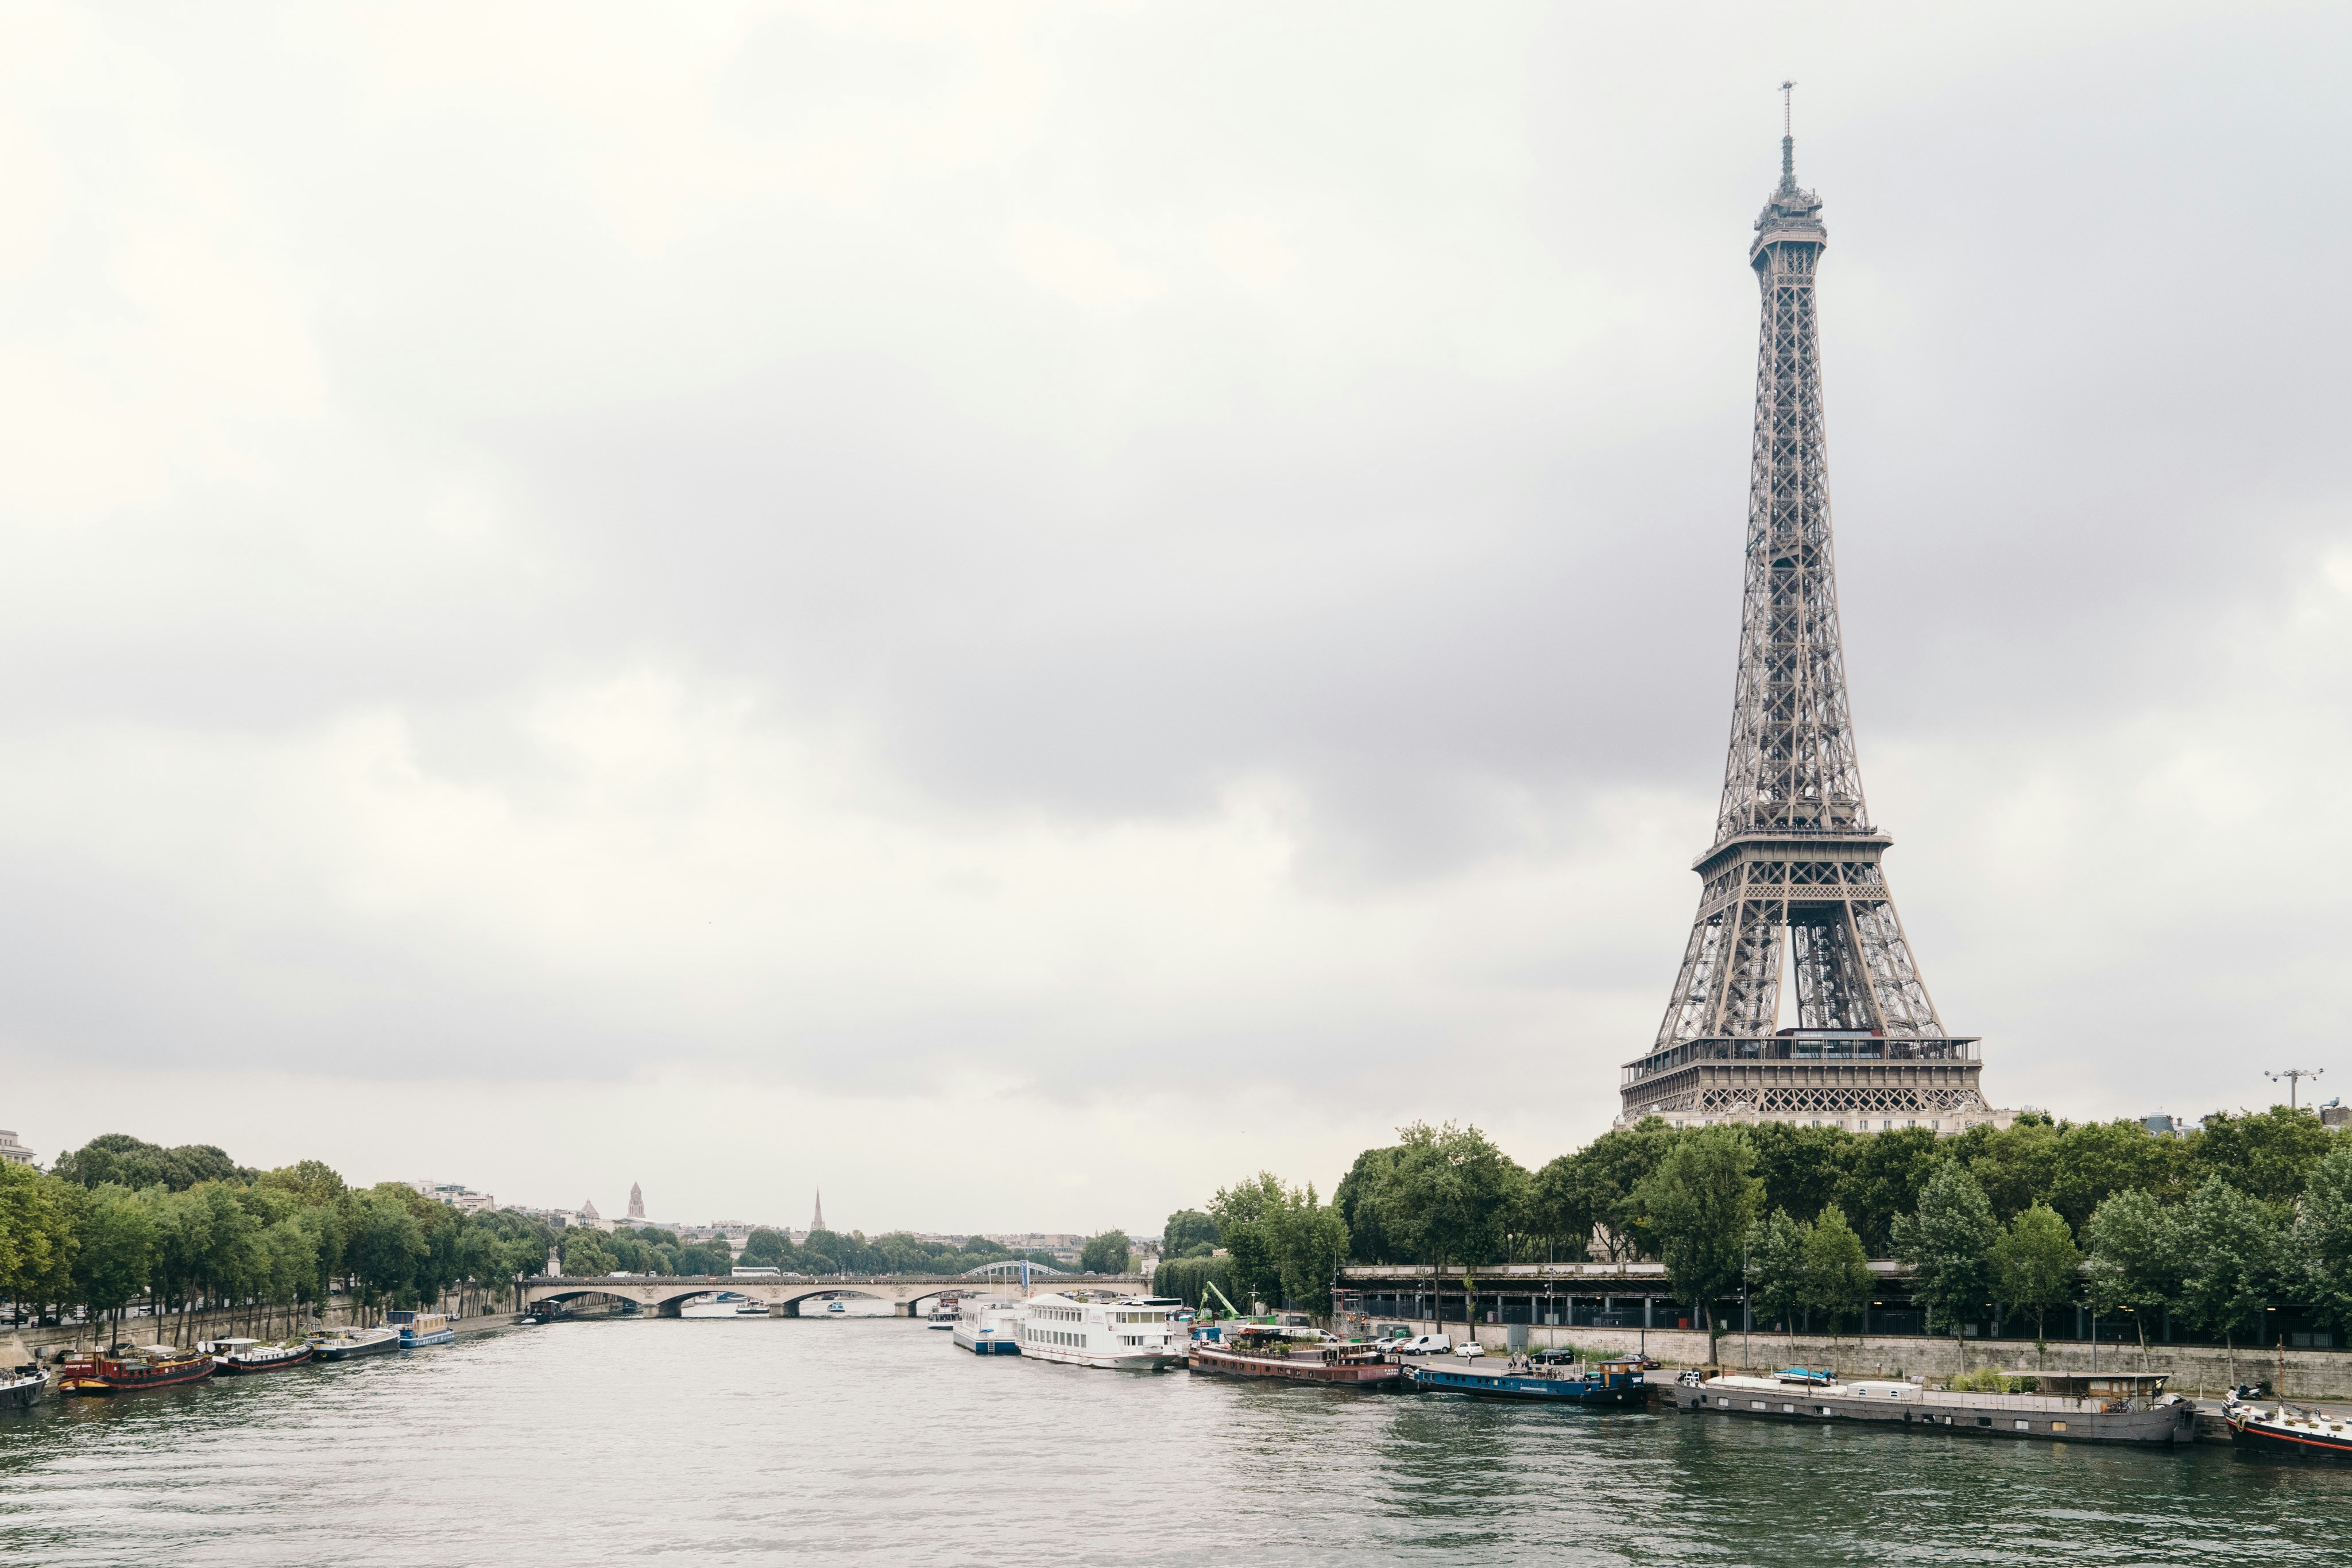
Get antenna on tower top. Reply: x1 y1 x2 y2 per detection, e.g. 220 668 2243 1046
1779 80 1798 187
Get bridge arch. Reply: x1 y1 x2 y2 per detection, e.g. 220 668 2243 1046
517 1272 1147 1321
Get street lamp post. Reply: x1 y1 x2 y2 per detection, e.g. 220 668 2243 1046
2266 1068 2324 1109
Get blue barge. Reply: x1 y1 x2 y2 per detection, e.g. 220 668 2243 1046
1403 1355 1646 1407
387 1311 455 1349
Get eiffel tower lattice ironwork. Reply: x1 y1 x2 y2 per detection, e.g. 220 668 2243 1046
1618 106 1994 1133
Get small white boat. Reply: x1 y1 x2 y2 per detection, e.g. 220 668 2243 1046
952 1298 1026 1356
824 1299 847 1315
734 1299 771 1317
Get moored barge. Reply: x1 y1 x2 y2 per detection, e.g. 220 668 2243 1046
310 1325 400 1361
388 1311 455 1349
1187 1325 1402 1387
204 1338 316 1375
2225 1392 2352 1462
1405 1354 1645 1406
56 1344 217 1395
1669 1368 2195 1445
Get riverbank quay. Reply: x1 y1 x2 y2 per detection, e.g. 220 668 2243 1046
1371 1316 2352 1401
11 1303 525 1362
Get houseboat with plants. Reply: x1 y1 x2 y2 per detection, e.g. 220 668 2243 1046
202 1337 315 1375
1404 1352 1645 1406
1668 1367 2196 1445
56 1344 216 1395
388 1311 455 1349
1018 1294 1184 1370
1187 1322 1401 1387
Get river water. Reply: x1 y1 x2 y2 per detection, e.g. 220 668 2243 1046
5 1318 2350 1566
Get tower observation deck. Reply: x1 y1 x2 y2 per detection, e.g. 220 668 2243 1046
1619 106 2004 1136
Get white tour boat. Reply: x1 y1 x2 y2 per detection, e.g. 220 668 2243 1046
1016 1294 1184 1370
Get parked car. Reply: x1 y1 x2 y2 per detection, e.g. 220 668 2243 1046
1454 1341 1485 1358
1388 1333 1452 1356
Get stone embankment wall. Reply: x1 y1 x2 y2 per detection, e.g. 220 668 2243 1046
1387 1319 2352 1400
14 1300 519 1359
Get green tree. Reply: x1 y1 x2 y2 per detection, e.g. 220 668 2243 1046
2191 1108 2335 1205
1152 1253 1240 1313
2176 1175 2285 1384
1962 1117 2061 1223
1208 1177 1291 1307
2295 1141 2352 1339
54 1134 250 1193
1836 1126 1943 1253
1536 1118 1680 1261
348 1191 428 1312
663 1239 717 1275
254 1160 348 1210
0 1162 76 1312
2081 1188 2177 1368
69 1183 159 1342
1078 1230 1131 1274
1800 1204 1873 1351
1369 1124 1522 1337
1266 1187 1349 1314
258 1218 316 1337
1521 1152 1592 1264
1747 1122 1858 1226
144 1186 214 1340
560 1229 619 1277
1992 1202 2080 1356
1162 1209 1220 1259
1633 1126 1762 1362
1331 1147 1398 1264
2049 1118 2184 1230
740 1228 795 1268
194 1183 264 1329
1744 1207 1808 1347
1224 1225 1279 1309
1890 1160 1999 1358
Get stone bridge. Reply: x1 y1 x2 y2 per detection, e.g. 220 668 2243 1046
520 1273 1148 1319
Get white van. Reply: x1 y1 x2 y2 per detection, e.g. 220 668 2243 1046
1389 1332 1453 1356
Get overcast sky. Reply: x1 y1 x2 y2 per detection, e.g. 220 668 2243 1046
3 2 2347 1234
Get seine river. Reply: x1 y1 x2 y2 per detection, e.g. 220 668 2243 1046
5 1318 2350 1566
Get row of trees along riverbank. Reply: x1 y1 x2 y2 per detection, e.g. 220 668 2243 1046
0 1135 557 1344
0 1133 1105 1342
1154 1109 2352 1364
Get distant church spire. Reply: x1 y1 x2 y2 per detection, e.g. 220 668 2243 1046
811 1189 826 1232
626 1182 644 1221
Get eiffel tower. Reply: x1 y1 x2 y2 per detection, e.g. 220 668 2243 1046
1618 95 1999 1136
